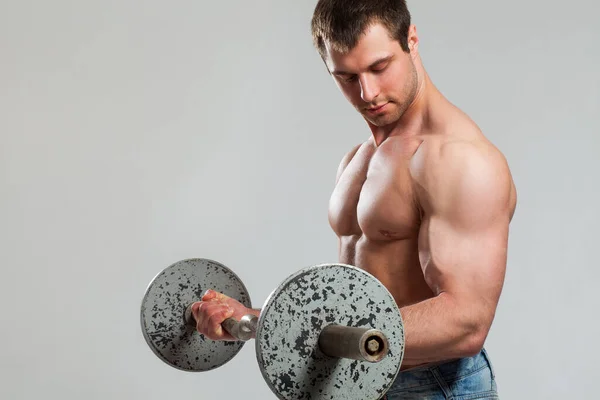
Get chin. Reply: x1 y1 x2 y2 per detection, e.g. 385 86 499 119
366 114 400 127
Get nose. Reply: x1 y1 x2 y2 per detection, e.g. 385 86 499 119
359 75 380 103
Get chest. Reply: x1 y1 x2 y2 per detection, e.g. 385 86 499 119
328 141 422 240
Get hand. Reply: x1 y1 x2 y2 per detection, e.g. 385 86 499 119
190 290 253 341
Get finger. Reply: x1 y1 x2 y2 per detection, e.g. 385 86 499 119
198 302 223 327
190 301 208 323
201 289 217 301
201 289 231 302
213 307 235 338
191 301 224 328
197 304 230 335
205 307 234 339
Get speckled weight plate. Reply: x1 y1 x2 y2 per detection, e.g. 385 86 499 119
140 258 252 372
255 263 404 399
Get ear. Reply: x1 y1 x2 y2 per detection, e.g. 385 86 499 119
407 24 419 55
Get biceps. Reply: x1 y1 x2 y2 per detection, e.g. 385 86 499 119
419 215 508 299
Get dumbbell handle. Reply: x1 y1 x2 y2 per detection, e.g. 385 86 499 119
219 318 389 363
184 304 258 341
319 325 390 363
185 303 389 361
222 315 258 341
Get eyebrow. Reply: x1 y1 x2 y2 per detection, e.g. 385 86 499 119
331 55 394 76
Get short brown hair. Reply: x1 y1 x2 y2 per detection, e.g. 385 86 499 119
311 0 412 59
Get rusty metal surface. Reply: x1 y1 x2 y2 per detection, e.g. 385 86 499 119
255 263 404 399
140 258 252 372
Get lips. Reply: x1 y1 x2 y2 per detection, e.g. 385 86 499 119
366 103 388 113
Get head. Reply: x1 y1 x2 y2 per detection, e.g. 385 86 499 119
311 0 420 127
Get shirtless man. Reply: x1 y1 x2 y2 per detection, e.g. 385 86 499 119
193 0 516 398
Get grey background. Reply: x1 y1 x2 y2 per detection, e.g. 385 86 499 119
1 0 598 398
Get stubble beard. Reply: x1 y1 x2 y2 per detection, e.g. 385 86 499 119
363 60 419 127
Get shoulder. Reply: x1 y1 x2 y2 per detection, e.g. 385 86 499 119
411 135 515 221
419 137 510 179
334 141 367 183
341 142 363 165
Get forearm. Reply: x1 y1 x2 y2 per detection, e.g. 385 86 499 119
399 292 485 365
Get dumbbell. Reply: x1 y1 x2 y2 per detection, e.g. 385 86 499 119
140 258 405 399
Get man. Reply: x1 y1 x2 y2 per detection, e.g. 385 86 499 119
193 0 517 398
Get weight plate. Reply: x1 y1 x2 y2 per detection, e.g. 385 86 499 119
140 258 252 372
255 263 404 400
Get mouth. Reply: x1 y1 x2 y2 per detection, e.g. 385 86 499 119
365 103 389 114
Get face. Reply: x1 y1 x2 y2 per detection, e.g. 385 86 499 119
324 23 418 127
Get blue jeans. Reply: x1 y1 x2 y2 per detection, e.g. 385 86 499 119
384 348 499 399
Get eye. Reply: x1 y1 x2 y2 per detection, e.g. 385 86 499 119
336 74 357 84
372 63 389 72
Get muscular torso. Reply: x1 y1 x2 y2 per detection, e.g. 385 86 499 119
329 135 434 308
328 112 517 369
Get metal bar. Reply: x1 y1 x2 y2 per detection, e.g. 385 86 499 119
318 324 389 362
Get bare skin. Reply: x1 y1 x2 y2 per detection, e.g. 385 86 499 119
193 22 517 371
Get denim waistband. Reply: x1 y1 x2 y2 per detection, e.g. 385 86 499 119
392 348 495 388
